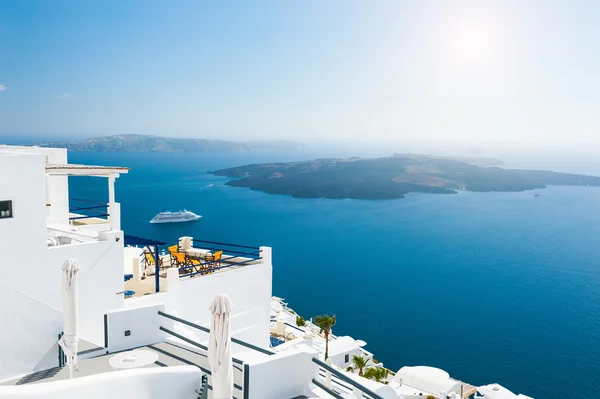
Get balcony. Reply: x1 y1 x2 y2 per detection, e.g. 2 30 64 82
45 163 128 232
47 223 101 246
123 236 265 298
68 198 111 228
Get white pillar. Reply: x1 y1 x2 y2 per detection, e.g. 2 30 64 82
110 203 121 231
108 175 120 230
132 257 141 281
108 175 116 205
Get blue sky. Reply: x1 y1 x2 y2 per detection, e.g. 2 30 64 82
1 0 599 146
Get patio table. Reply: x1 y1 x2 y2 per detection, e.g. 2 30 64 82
109 350 159 370
185 248 211 259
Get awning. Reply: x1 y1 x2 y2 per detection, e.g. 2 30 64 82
46 164 130 176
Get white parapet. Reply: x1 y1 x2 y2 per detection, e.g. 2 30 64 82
0 365 202 399
259 246 272 265
244 344 319 399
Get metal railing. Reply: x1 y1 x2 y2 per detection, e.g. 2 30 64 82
166 239 262 279
57 332 66 367
158 311 275 399
159 326 244 365
69 197 109 221
196 374 209 399
177 254 263 278
175 239 261 259
158 311 275 356
312 378 345 399
284 322 306 333
312 357 385 399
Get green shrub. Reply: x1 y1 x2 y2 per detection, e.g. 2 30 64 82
427 396 435 399
296 315 306 326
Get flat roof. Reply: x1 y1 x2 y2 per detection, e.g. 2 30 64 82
45 164 130 176
328 336 362 357
0 341 242 391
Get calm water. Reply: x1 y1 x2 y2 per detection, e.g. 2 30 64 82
69 152 600 398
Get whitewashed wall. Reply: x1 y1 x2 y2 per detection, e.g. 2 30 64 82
0 151 124 350
328 346 363 369
246 345 318 399
0 146 69 224
44 231 124 345
44 147 69 224
0 284 63 382
176 259 272 347
106 303 173 352
0 365 202 399
127 249 273 350
0 153 48 283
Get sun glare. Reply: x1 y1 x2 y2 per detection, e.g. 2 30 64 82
456 29 486 58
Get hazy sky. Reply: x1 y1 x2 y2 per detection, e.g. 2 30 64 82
1 0 599 146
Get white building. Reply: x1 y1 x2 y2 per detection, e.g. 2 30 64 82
0 145 531 399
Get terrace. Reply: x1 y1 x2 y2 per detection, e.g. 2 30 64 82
68 197 111 228
0 305 393 399
46 197 116 247
123 236 265 298
45 163 129 245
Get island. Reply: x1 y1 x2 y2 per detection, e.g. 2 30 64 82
210 154 600 199
37 134 308 153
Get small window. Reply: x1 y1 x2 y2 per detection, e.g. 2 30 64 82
345 354 349 363
0 201 13 219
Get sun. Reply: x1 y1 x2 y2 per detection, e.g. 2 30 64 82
457 30 486 56
449 26 491 64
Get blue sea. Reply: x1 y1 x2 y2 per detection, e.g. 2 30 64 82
69 151 600 398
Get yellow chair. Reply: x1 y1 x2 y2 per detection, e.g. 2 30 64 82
187 258 209 275
144 250 163 269
206 250 223 270
168 245 186 267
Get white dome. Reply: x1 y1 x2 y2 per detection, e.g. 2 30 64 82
393 366 461 395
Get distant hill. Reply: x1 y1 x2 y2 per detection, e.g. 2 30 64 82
211 154 600 199
37 134 308 153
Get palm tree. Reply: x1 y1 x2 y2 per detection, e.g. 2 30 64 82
346 355 371 376
363 367 389 383
314 314 336 360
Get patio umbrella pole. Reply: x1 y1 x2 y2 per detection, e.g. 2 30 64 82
59 259 80 379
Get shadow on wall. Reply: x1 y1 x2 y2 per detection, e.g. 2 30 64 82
0 285 62 382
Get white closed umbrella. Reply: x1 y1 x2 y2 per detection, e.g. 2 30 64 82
208 294 233 399
58 259 80 379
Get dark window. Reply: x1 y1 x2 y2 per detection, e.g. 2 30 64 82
0 200 12 219
345 354 349 363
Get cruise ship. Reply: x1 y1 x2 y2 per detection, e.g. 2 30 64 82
0 145 533 399
150 210 201 224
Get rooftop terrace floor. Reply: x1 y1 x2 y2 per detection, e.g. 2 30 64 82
124 254 262 298
1 342 244 396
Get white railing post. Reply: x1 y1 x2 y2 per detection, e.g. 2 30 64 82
259 246 272 265
325 358 332 388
